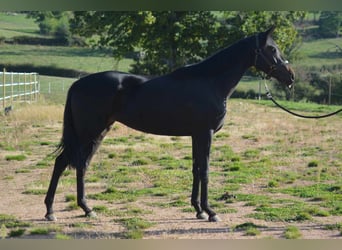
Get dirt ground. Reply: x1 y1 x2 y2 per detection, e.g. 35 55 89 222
0 147 341 239
0 102 341 239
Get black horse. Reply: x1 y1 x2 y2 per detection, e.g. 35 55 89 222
44 27 294 222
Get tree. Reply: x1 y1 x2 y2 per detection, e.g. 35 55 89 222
71 11 305 75
318 11 341 38
26 11 72 44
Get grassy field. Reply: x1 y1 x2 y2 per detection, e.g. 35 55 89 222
0 98 341 239
0 13 39 38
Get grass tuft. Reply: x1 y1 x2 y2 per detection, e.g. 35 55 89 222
284 226 302 239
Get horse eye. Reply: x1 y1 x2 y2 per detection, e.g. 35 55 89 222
271 47 277 53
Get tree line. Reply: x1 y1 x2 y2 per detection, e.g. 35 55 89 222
25 11 342 104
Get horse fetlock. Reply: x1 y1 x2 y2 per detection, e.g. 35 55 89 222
45 213 57 222
85 210 97 218
196 212 208 220
208 214 221 222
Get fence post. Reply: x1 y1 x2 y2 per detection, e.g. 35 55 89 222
24 73 27 101
30 73 33 102
11 72 14 105
2 68 5 108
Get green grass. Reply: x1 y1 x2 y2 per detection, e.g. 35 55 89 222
0 214 31 229
296 37 342 69
115 217 155 239
5 154 26 161
284 226 302 239
0 12 39 38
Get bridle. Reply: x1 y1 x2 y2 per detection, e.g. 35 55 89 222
254 34 288 79
254 34 342 119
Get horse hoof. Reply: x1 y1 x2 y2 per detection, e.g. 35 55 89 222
208 215 221 222
196 212 208 220
45 214 57 222
86 211 97 218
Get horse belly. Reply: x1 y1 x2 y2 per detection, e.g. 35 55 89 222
117 107 194 136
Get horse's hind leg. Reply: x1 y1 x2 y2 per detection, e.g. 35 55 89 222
76 166 95 217
76 126 111 218
44 151 69 221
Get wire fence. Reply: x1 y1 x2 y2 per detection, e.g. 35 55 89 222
0 70 39 108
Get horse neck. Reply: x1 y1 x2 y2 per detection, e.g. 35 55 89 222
200 38 255 98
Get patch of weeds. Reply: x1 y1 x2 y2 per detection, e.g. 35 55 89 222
104 137 129 145
130 158 150 166
34 159 51 169
329 205 342 216
324 223 342 232
108 153 117 159
88 187 138 203
31 226 58 235
70 222 93 229
238 194 271 206
215 132 230 139
306 207 330 217
214 145 236 162
234 222 264 236
15 168 31 174
308 160 319 168
284 226 302 239
280 183 336 199
93 205 111 215
301 146 323 157
86 175 100 183
267 180 279 188
62 170 72 177
55 233 72 239
248 203 312 222
30 225 62 235
5 154 26 161
3 175 14 180
66 201 78 211
39 141 52 146
216 207 238 214
115 217 155 239
0 214 31 228
9 228 26 237
30 227 50 235
22 189 46 195
242 149 260 159
65 194 76 202
242 134 259 142
245 227 261 236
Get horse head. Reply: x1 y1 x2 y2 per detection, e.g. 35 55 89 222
254 26 295 88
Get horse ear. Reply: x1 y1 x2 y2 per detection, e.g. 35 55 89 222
259 26 275 47
265 26 276 37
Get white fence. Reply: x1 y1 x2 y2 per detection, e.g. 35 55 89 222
0 70 40 108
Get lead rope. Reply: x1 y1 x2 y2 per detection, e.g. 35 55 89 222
264 82 342 119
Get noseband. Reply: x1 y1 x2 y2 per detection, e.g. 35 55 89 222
254 34 288 79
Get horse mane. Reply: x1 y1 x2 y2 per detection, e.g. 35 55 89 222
169 36 254 80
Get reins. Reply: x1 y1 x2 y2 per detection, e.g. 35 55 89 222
254 34 341 119
264 82 342 119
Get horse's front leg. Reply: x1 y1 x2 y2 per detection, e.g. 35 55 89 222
191 165 208 220
192 130 221 222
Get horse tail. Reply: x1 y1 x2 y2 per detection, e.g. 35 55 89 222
53 86 78 168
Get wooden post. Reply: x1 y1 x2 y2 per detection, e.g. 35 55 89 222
328 75 332 106
2 68 5 108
